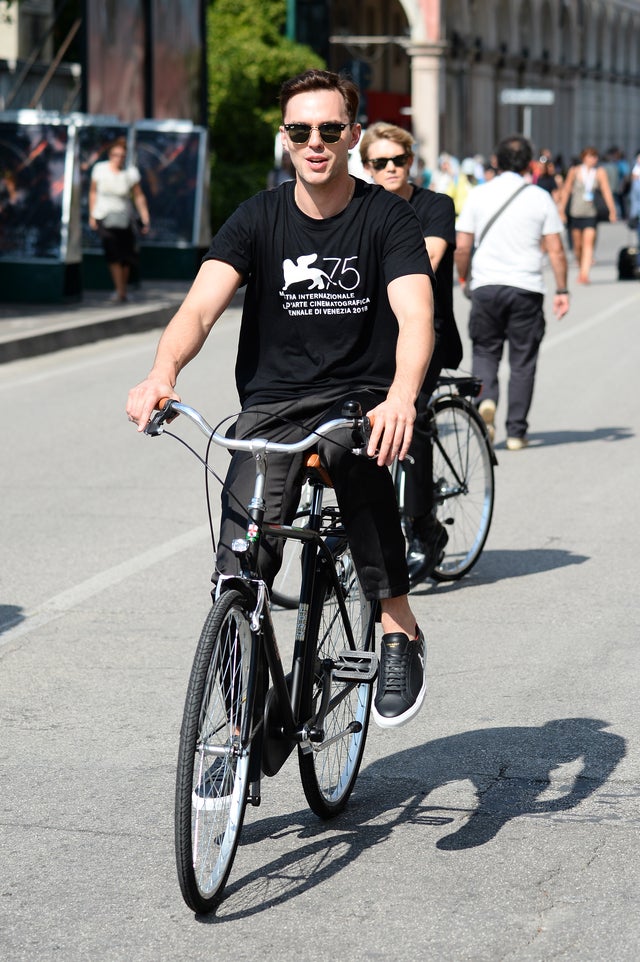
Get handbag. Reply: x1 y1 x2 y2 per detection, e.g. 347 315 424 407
462 182 530 298
594 187 610 222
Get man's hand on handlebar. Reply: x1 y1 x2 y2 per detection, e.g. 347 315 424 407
366 392 415 467
126 378 180 432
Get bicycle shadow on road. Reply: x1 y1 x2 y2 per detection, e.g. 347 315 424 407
205 716 625 922
0 605 25 635
503 426 634 448
411 547 589 595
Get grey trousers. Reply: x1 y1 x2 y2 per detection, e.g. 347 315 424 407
469 285 545 438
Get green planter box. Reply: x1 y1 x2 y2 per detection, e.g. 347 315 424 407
0 261 81 302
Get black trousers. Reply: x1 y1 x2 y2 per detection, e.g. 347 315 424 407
215 391 410 601
469 285 545 438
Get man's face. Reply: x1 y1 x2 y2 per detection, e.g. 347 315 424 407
280 88 361 187
110 147 126 169
364 138 412 195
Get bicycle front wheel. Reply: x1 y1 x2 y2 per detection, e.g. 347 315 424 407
298 543 374 818
431 395 495 580
175 590 257 913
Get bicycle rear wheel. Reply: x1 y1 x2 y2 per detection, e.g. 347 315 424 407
430 395 494 580
298 543 374 818
175 590 257 913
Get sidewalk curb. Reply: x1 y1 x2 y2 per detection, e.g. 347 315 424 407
0 303 176 364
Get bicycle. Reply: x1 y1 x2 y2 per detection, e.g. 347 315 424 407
144 399 378 913
271 374 497 607
395 374 497 582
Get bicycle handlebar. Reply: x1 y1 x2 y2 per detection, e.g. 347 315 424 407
145 398 372 456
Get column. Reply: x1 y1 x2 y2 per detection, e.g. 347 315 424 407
407 41 447 173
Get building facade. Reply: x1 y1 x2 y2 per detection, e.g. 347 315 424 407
0 0 207 123
325 0 640 169
2 1 640 167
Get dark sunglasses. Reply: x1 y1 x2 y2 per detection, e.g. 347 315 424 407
367 153 410 171
284 122 350 145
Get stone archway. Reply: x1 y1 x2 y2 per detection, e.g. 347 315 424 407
328 0 446 170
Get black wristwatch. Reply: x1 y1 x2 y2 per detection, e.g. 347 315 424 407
555 289 569 295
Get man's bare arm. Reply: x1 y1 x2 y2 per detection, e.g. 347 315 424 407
366 273 434 466
425 235 448 272
126 259 242 429
454 231 474 286
542 232 570 319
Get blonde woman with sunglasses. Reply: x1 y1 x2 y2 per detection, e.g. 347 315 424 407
361 122 463 585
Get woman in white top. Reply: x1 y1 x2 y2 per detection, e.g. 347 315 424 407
560 146 616 285
89 138 150 302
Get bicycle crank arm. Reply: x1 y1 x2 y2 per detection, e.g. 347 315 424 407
308 720 363 754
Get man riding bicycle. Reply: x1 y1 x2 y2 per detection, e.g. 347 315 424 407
127 69 435 728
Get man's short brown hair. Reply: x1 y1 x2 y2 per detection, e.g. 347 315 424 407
279 69 359 124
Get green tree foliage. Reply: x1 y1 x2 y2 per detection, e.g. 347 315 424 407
207 0 324 229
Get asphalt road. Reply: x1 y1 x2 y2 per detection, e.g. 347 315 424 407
1 223 639 961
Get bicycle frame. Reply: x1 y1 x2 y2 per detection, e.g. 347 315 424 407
231 471 377 799
148 399 375 800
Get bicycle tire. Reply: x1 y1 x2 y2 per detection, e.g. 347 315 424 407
298 543 373 818
175 590 257 913
430 395 494 580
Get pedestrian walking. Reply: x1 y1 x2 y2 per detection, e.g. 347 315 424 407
559 147 616 285
89 138 150 302
455 134 569 450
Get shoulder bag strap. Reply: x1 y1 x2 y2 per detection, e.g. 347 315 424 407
473 182 531 251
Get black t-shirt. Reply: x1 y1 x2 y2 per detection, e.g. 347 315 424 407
409 186 462 369
203 178 432 407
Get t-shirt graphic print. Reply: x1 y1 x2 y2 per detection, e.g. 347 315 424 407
280 252 370 319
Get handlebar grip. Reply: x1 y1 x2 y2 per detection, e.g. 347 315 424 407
157 398 180 422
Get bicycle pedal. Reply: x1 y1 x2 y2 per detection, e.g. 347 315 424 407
332 650 378 683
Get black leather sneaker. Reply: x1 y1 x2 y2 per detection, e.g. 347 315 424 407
372 628 427 728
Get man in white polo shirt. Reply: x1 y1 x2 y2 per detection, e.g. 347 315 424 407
455 135 569 450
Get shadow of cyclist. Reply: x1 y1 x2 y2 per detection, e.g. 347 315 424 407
204 716 624 920
383 717 626 851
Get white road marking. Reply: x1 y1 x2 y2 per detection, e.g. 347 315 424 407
0 524 212 647
541 290 640 353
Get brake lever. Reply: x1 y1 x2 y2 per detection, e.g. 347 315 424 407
144 398 179 436
351 414 373 455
